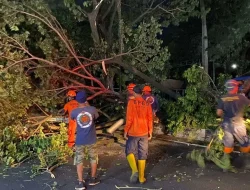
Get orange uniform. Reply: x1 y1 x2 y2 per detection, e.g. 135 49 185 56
64 100 79 147
124 96 153 137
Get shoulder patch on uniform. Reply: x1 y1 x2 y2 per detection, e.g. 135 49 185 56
146 96 155 104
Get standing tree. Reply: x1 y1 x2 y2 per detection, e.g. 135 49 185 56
200 0 208 73
64 0 200 98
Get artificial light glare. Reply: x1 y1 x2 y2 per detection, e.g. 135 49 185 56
231 64 237 69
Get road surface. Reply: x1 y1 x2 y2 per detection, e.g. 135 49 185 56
0 135 250 190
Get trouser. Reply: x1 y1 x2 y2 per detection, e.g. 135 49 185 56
222 118 250 153
125 135 148 160
68 119 77 147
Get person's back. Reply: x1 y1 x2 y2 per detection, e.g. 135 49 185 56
71 105 99 145
125 96 153 137
217 80 250 169
64 90 79 147
218 94 250 120
70 91 100 189
124 86 153 185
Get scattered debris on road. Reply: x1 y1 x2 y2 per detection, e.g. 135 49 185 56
115 185 163 190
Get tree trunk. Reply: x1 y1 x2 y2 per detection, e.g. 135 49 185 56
110 58 179 99
117 0 123 54
200 0 208 73
117 0 123 92
88 12 100 44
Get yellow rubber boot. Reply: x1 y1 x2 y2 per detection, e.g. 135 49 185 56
138 160 146 184
126 154 138 183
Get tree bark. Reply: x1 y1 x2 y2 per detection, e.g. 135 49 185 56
117 0 123 54
110 57 179 99
88 11 100 44
117 0 123 92
200 0 208 73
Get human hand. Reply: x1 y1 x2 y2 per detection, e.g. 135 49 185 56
148 133 152 140
124 132 128 140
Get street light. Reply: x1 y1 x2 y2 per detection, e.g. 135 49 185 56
231 64 238 69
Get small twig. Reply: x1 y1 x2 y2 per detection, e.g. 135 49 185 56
96 109 112 120
48 163 61 173
26 115 52 140
164 139 240 154
30 115 52 128
44 170 55 179
158 6 175 17
11 156 31 168
33 102 49 116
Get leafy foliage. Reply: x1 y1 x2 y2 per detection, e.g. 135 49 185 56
123 17 170 81
187 128 236 172
0 71 61 128
0 72 31 128
31 123 73 176
0 123 72 175
166 65 218 135
216 73 232 94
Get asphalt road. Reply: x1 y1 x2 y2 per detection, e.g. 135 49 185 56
1 136 250 190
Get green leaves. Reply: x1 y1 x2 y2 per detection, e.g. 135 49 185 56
83 1 92 8
123 17 170 81
167 65 218 134
10 26 19 31
0 125 72 176
64 0 87 22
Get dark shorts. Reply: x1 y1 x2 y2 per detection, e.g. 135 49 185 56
74 144 98 165
125 135 148 160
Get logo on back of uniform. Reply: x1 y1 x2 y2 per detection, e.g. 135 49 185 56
221 96 239 102
76 111 93 128
146 96 154 105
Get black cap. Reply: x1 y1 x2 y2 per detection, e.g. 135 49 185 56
133 85 142 94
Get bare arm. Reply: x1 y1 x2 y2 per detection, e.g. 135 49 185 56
216 109 223 117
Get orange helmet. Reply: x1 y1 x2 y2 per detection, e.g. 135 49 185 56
143 85 151 92
127 83 136 91
67 90 76 97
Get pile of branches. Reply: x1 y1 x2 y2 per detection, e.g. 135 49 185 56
187 117 250 172
0 122 73 178
187 127 236 172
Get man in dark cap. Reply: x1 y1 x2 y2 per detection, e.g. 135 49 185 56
217 79 250 169
71 91 100 190
124 85 153 184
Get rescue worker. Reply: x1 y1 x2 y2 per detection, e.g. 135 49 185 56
64 90 79 148
124 85 153 184
71 91 100 189
217 79 250 168
127 83 136 100
142 85 159 116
